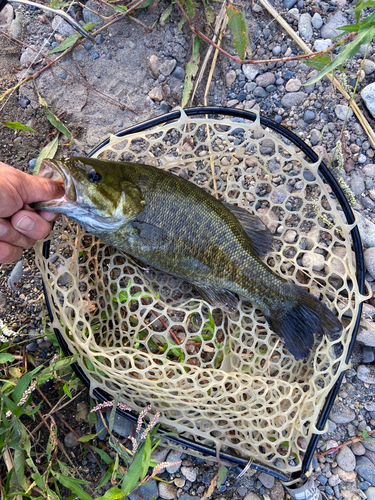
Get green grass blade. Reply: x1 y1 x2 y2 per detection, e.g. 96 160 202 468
182 36 200 107
34 136 59 175
2 121 35 133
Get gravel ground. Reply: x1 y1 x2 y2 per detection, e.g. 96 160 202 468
1 0 375 498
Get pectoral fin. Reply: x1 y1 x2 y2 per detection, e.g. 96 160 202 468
223 202 273 257
195 285 239 313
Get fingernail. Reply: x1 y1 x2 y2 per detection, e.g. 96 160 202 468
41 212 56 221
16 215 36 232
0 222 7 237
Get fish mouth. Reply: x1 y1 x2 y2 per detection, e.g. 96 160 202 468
32 159 77 212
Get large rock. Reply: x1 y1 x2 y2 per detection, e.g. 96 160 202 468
321 11 348 39
362 83 375 120
356 456 375 485
336 446 356 472
329 402 355 424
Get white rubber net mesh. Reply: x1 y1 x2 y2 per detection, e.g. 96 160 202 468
35 109 363 474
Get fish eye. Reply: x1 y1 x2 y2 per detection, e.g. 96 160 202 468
88 171 102 183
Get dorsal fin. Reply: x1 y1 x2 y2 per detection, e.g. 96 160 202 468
222 202 273 257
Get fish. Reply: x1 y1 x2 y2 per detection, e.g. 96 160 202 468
33 156 342 359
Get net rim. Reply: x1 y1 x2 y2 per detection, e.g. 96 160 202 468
41 106 365 482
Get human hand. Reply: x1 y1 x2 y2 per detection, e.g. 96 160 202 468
0 162 64 264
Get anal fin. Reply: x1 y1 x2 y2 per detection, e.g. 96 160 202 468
223 202 273 257
195 285 239 313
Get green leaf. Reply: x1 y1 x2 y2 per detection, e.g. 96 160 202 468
78 432 101 442
48 32 81 53
14 449 28 490
182 0 197 18
3 121 35 133
141 434 152 479
34 135 59 175
83 22 99 31
120 445 144 495
182 36 200 108
90 445 113 466
96 469 113 489
160 3 173 25
362 428 370 439
112 5 128 12
306 54 332 71
202 0 214 25
96 487 127 500
178 17 186 30
226 5 247 60
217 465 228 487
354 0 375 23
336 23 361 33
136 0 155 9
35 88 72 144
13 365 43 404
53 472 92 500
0 353 15 364
306 24 375 85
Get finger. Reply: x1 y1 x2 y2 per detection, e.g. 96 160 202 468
0 242 24 264
38 211 61 222
0 218 36 249
10 210 54 241
20 173 65 206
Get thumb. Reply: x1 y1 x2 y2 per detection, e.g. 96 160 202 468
21 173 65 206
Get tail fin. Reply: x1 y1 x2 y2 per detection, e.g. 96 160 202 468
264 284 342 359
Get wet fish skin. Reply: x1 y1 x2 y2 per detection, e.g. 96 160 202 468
33 157 342 359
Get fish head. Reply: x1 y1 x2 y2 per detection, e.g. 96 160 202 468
33 157 146 230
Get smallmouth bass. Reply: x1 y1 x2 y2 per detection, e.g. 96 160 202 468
33 157 342 359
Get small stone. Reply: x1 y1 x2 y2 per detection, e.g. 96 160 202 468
365 248 375 279
91 51 100 60
321 11 348 39
364 440 375 452
174 478 185 488
363 60 375 75
226 70 237 87
128 479 159 500
237 90 246 102
55 69 67 80
258 472 275 489
302 252 325 271
288 8 300 21
363 346 375 363
273 46 281 56
171 66 184 80
283 0 298 8
357 325 375 347
76 402 89 422
285 78 301 92
252 3 263 12
366 486 375 499
166 450 182 473
335 104 353 121
312 13 323 29
52 16 75 37
83 0 102 23
304 110 315 122
298 13 313 41
352 442 366 456
84 42 92 50
95 33 104 44
356 456 375 485
351 171 366 196
362 83 375 120
357 211 375 248
227 98 239 107
0 3 13 28
64 432 79 448
357 365 375 384
337 446 356 472
253 87 268 98
158 482 177 500
330 402 355 424
160 59 176 77
284 229 297 243
26 341 38 352
148 86 163 101
242 65 259 81
328 474 340 487
280 91 306 108
314 39 332 51
244 493 261 500
255 72 276 88
269 481 284 500
181 466 198 482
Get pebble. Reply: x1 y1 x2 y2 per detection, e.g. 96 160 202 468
51 16 75 37
314 39 333 51
255 72 276 88
9 13 22 38
226 70 237 87
352 442 367 456
321 11 348 39
364 440 375 453
158 482 177 499
95 33 104 44
91 51 100 60
18 97 30 109
356 456 375 486
298 13 313 41
273 46 281 56
337 446 356 472
280 91 306 108
285 78 301 92
288 8 300 21
335 104 353 121
330 402 356 424
357 365 375 384
303 109 315 122
269 481 284 500
361 83 375 120
283 0 298 8
363 347 375 363
254 87 268 98
166 450 183 473
357 212 375 248
242 65 259 81
328 474 341 487
160 59 176 77
83 0 102 23
312 12 323 29
363 60 375 76
244 493 261 500
0 3 13 28
351 171 366 196
64 432 79 448
367 487 375 499
26 341 38 352
171 66 185 80
258 472 275 489
181 467 198 482
284 229 297 243
148 86 163 101
129 479 159 500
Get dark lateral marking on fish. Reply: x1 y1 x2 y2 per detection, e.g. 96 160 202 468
34 157 343 360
